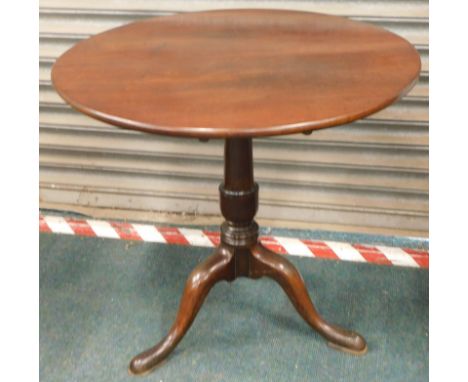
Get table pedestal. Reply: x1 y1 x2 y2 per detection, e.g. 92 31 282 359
129 138 367 375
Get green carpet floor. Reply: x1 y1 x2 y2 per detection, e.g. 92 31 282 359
40 234 428 382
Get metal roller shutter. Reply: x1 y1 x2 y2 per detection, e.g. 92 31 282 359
39 0 429 237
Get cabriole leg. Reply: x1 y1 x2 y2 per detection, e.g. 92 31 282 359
249 243 367 355
129 246 235 375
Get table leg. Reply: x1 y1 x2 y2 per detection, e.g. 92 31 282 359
250 243 367 355
128 245 235 375
129 138 366 376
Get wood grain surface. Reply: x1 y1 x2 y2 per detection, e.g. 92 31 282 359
52 9 421 138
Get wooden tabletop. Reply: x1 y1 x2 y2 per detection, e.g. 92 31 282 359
52 9 421 138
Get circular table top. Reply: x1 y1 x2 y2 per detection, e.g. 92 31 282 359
52 9 421 138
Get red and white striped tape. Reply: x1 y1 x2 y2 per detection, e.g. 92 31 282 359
39 214 428 268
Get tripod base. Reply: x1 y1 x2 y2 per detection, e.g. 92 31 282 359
129 139 366 376
129 242 367 375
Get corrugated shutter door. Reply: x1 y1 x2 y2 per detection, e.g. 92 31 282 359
39 0 429 237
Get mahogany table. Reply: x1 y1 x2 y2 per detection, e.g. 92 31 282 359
52 9 420 375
